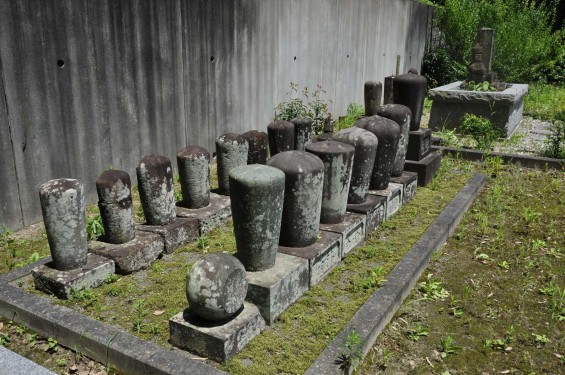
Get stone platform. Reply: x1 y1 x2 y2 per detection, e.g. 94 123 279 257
319 212 366 258
404 152 442 187
390 171 418 204
137 217 199 254
176 193 231 235
368 182 403 220
347 195 387 231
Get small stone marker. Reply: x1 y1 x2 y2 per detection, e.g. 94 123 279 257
96 170 135 244
376 104 412 177
364 81 382 116
229 165 285 271
136 154 176 226
216 133 249 195
291 117 313 151
267 151 324 247
241 130 268 165
333 127 378 204
392 70 427 131
177 146 210 209
383 76 395 105
267 120 295 156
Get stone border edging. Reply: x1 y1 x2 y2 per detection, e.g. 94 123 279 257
306 173 487 375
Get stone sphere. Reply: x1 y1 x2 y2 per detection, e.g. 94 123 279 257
186 253 248 321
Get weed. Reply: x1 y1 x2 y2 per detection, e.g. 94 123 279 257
352 267 386 290
484 338 506 350
26 333 38 347
522 207 542 225
86 215 105 241
15 324 26 336
532 333 549 345
105 273 119 284
498 260 510 270
439 335 460 357
55 358 66 367
434 126 460 148
462 80 497 92
543 120 565 159
69 288 97 307
449 297 464 317
46 337 58 353
0 333 9 346
539 279 565 321
419 275 450 301
463 284 473 299
333 102 364 132
197 235 209 251
406 323 429 341
336 330 363 371
460 114 500 150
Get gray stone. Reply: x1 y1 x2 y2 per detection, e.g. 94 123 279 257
383 76 395 105
392 71 427 131
241 130 268 165
176 192 231 235
376 104 411 177
291 117 313 151
406 128 432 161
333 127 378 204
169 302 265 363
88 231 163 274
32 254 115 299
137 217 199 254
0 346 57 375
136 155 176 226
390 171 418 204
229 165 285 271
39 178 88 271
369 182 403 220
404 152 442 187
305 141 355 224
364 81 382 116
267 151 324 247
267 120 295 156
477 28 495 73
319 212 366 258
186 253 248 321
177 146 210 209
246 253 309 325
347 194 387 232
96 170 135 244
216 133 249 195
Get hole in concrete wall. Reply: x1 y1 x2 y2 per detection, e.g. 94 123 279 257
210 56 215 62
347 54 350 58
293 56 297 61
57 59 65 68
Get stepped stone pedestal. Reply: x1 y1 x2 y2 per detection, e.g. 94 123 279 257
319 212 366 258
137 217 199 254
369 182 403 220
390 171 418 204
176 193 231 235
347 195 387 232
404 153 442 187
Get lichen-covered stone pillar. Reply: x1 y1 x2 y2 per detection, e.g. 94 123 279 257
241 130 268 165
136 154 176 225
333 128 379 204
186 253 247 321
229 165 285 271
291 117 313 151
377 104 412 177
39 179 87 271
267 120 295 156
96 170 135 244
216 133 249 195
392 71 427 131
305 141 355 224
356 116 400 190
267 151 324 247
177 146 210 209
383 76 395 105
364 81 382 116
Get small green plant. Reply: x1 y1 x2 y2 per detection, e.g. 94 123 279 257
439 335 461 357
434 126 460 148
55 358 66 367
197 235 209 251
522 207 542 225
419 274 450 301
46 337 58 353
498 260 510 270
16 324 26 336
69 288 97 306
133 299 148 333
462 80 497 92
543 120 565 159
449 297 464 317
333 102 364 132
353 266 386 290
460 114 500 150
532 333 549 345
484 338 506 350
86 215 105 241
539 279 565 321
336 329 363 371
406 323 429 341
105 273 119 284
26 333 38 347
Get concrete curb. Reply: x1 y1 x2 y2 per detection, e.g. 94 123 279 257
306 173 487 375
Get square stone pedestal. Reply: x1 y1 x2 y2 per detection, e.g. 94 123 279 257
319 212 366 258
406 128 432 161
347 195 387 232
246 253 309 325
278 231 341 287
32 254 115 299
169 302 265 362
404 152 442 187
137 217 199 254
390 171 418 204
88 231 164 274
176 193 231 235
369 182 403 220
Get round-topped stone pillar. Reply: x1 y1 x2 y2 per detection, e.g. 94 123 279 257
216 133 248 195
305 141 355 224
376 104 412 177
333 128 379 204
186 253 247 321
177 146 210 209
229 165 285 271
291 117 313 151
39 179 88 271
364 81 382 116
267 151 324 247
392 70 427 131
241 130 268 165
136 154 176 226
96 170 135 244
267 120 295 156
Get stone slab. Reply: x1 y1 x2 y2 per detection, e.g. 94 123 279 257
176 193 231 235
278 231 342 287
32 254 115 299
406 128 432 161
319 212 366 258
404 152 442 187
169 302 265 363
390 171 418 204
137 217 199 254
245 253 309 325
88 231 164 274
346 195 387 232
0 346 57 375
368 182 403 220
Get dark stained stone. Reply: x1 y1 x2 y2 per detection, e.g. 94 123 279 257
136 155 176 226
177 146 210 209
96 170 135 244
267 120 295 156
241 130 268 165
376 104 412 177
392 71 427 131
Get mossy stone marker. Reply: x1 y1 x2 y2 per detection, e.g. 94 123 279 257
177 146 210 209
267 120 295 156
241 130 268 165
392 70 427 131
291 117 313 151
377 104 412 177
364 80 382 116
216 133 248 195
136 154 176 226
96 170 135 244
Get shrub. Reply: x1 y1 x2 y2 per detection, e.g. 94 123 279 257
460 113 500 149
543 120 565 159
422 49 466 88
333 103 364 132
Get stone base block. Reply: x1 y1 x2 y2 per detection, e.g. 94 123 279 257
246 253 309 325
406 128 432 161
390 171 418 204
404 152 442 187
32 254 115 299
319 212 366 258
278 231 341 287
176 193 231 235
137 217 199 254
88 231 164 274
347 195 387 232
169 302 265 362
369 182 403 220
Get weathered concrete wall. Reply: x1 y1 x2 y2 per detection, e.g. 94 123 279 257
0 0 433 231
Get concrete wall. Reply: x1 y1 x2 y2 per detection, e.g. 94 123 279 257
0 0 433 231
